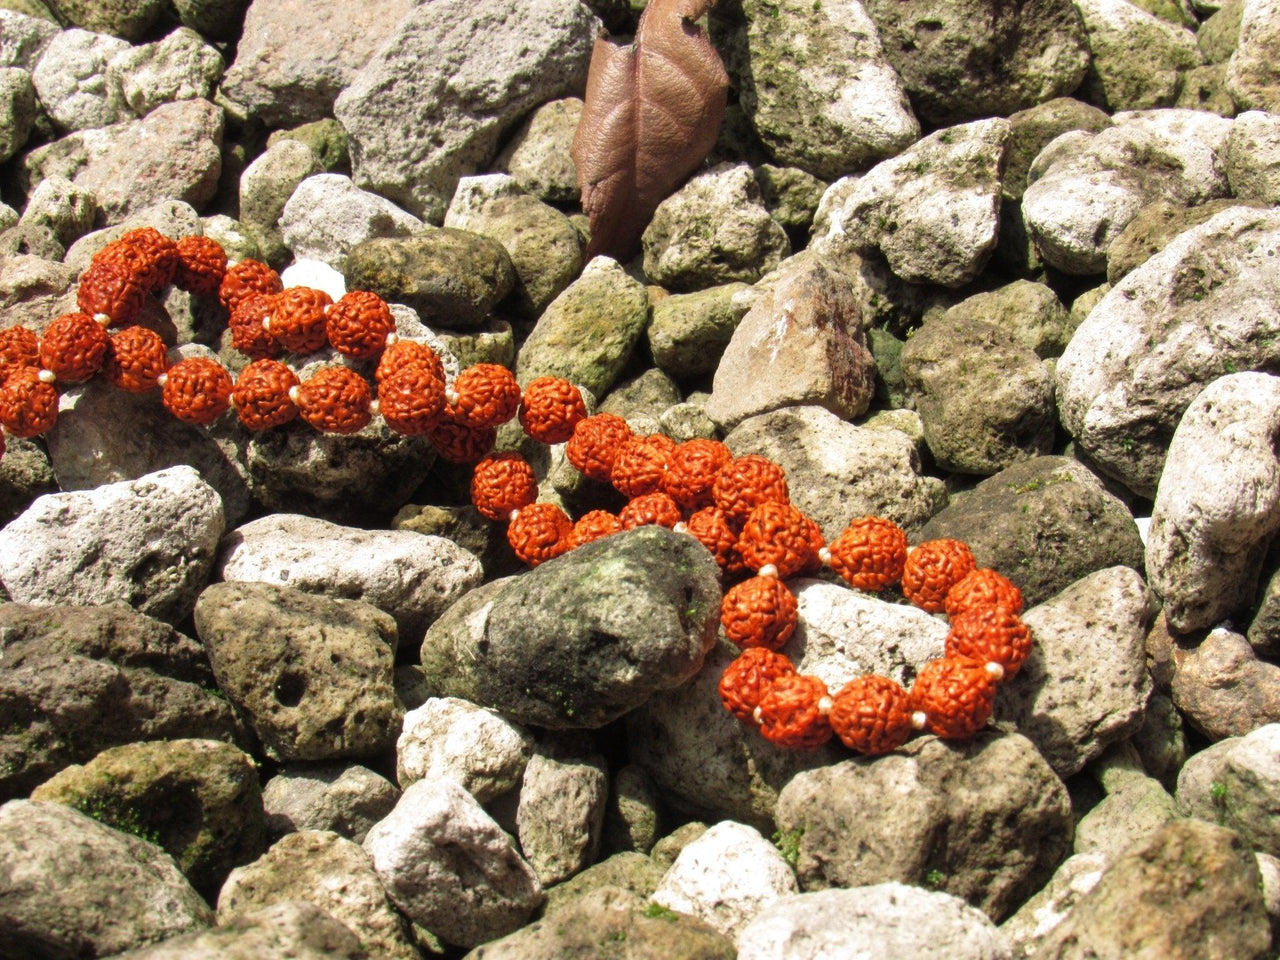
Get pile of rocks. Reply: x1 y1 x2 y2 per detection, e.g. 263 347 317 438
2 0 1280 957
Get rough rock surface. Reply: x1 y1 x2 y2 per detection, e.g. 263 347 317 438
261 763 399 844
516 736 609 886
396 696 533 800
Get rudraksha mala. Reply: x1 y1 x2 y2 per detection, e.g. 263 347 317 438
1 228 1034 758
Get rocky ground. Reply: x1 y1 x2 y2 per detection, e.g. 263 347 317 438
2 0 1280 957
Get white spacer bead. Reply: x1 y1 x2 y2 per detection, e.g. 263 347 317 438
227 393 238 408
93 313 111 325
37 369 56 384
509 508 521 522
287 385 300 404
984 661 1005 681
385 331 398 347
818 546 832 566
262 316 272 331
752 705 764 725
445 387 460 405
817 695 834 716
910 710 928 730
322 302 332 315
757 563 779 580
672 521 689 535
369 399 381 416
156 372 168 387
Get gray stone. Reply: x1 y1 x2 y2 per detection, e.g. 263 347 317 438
493 97 582 204
0 434 57 527
364 777 544 948
218 830 419 960
1227 109 1280 202
262 762 399 844
919 456 1145 608
444 174 582 317
193 582 402 762
1006 99 1113 202
266 118 348 172
30 738 264 899
106 27 224 117
1056 205 1280 496
280 172 422 272
863 0 1088 125
1176 724 1280 858
1174 61 1238 114
516 736 609 886
1200 0 1244 63
1130 690 1189 790
754 165 827 235
603 764 662 855
1073 774 1177 856
599 367 683 422
515 255 649 398
942 280 1075 359
1226 0 1280 112
420 526 721 729
1159 622 1280 739
0 252 76 332
0 800 213 957
541 851 666 915
171 0 251 42
642 163 791 292
739 884 1013 960
396 696 533 800
775 731 1072 922
1105 197 1255 284
815 118 1008 287
16 174 95 247
30 27 130 131
709 0 919 179
1031 819 1270 959
0 10 57 69
1146 373 1280 631
999 853 1108 958
333 0 597 222
42 0 167 40
0 65 36 162
652 820 799 942
705 253 874 430
218 512 482 646
0 466 224 624
220 0 414 126
238 140 323 266
1075 0 1204 110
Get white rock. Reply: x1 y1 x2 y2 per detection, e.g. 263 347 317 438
30 28 131 131
1147 372 1280 632
738 883 1012 960
1227 0 1280 112
218 513 482 644
1073 0 1202 110
0 465 224 624
515 739 608 886
396 697 533 800
1227 110 1280 203
652 820 799 942
998 853 1108 957
106 26 223 117
280 173 423 271
0 10 58 70
363 778 543 947
262 763 399 844
281 257 346 300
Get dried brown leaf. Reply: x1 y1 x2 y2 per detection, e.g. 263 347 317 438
571 0 729 261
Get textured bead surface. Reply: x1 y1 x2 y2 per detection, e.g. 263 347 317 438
902 539 978 613
0 326 39 381
828 674 913 755
173 234 227 297
566 412 632 482
326 290 394 359
295 366 372 434
685 506 742 574
111 227 179 292
267 286 332 355
910 657 999 739
619 491 683 530
161 356 232 425
471 452 538 522
719 646 796 723
663 438 731 511
231 358 299 430
737 501 821 578
39 312 109 382
755 674 833 749
218 259 283 313
0 366 58 437
507 502 572 566
445 363 522 429
377 364 445 435
721 575 797 651
426 419 496 464
375 339 444 384
827 516 908 592
713 454 789 524
567 509 623 550
77 259 146 326
518 376 587 444
945 567 1024 617
228 294 282 360
103 325 169 393
945 605 1033 677
610 433 676 498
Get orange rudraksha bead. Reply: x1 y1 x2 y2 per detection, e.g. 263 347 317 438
662 438 732 511
173 235 227 297
77 259 147 327
0 325 39 381
619 491 683 530
38 312 109 382
228 294 282 360
218 258 283 313
111 227 179 292
471 452 538 522
103 326 169 393
445 363 522 428
0 366 58 437
519 376 587 444
295 366 372 434
755 673 834 750
375 338 444 384
610 433 676 498
567 509 623 550
266 286 332 355
566 412 632 482
721 575 797 651
507 502 572 566
909 656 1001 740
326 290 394 360
902 539 977 613
377 364 446 435
737 502 821 578
713 454 789 525
231 359 299 430
160 356 232 425
945 605 1033 678
426 419 497 464
685 506 743 574
828 675 913 755
826 516 908 592
719 646 796 723
945 567 1024 617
